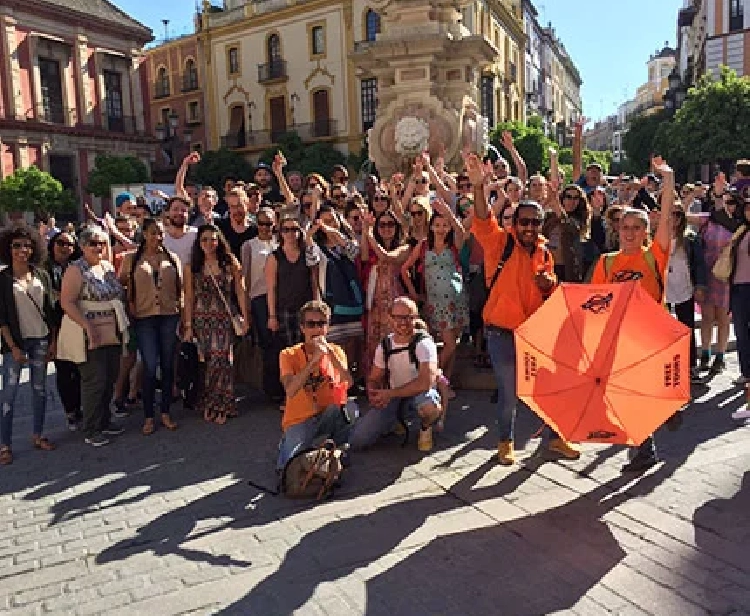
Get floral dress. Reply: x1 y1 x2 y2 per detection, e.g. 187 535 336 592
363 255 403 376
424 247 469 332
193 269 235 421
701 221 732 310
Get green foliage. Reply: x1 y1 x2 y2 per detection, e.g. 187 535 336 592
527 114 544 130
489 121 556 176
0 166 76 215
622 110 669 176
85 155 150 197
666 66 750 165
259 131 347 177
584 149 612 172
191 148 253 192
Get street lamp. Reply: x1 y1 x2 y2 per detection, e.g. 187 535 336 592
154 111 191 167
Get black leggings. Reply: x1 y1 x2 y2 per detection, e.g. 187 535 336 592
670 299 696 368
54 359 81 417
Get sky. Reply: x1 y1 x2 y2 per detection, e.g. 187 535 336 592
115 0 686 122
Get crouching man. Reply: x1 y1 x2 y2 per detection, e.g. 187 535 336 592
350 297 442 452
277 300 354 471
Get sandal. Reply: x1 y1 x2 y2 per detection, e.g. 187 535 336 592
33 436 56 451
142 418 155 436
0 446 12 465
161 414 178 431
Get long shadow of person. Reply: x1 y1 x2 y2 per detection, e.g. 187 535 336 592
215 451 677 616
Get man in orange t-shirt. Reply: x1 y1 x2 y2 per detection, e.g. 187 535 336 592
590 156 675 473
277 300 354 470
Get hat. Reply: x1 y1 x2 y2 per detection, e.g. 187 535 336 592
694 181 704 187
255 162 271 172
586 163 603 171
646 173 661 186
115 192 135 208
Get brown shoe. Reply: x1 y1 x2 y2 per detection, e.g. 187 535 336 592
142 418 155 436
497 440 515 466
161 414 178 431
32 436 56 451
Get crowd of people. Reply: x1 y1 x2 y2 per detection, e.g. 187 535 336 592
0 125 748 479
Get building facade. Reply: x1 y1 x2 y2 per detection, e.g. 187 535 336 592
0 0 154 212
540 23 582 145
522 0 543 119
142 33 207 182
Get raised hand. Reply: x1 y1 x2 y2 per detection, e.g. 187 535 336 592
714 171 728 195
652 155 672 174
184 151 201 165
501 131 515 152
464 153 487 187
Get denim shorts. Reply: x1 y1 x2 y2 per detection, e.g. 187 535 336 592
414 388 441 410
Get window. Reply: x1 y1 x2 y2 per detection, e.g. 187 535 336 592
730 0 744 31
267 34 281 63
361 77 377 131
480 75 494 127
187 101 200 123
39 57 64 123
155 66 170 98
183 59 198 91
311 25 325 56
228 47 240 75
365 10 381 42
104 70 124 131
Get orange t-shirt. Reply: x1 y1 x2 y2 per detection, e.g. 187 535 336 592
279 342 349 430
471 215 556 330
590 242 668 304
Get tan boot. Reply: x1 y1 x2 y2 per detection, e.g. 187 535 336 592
497 440 515 465
548 438 581 460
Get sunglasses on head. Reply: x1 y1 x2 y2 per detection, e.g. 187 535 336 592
516 217 543 228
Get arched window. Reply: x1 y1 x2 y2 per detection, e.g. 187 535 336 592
267 34 281 64
183 58 198 91
365 10 381 42
156 66 169 98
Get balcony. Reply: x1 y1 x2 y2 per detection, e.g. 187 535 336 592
257 60 287 83
509 62 517 83
182 70 199 92
104 114 143 135
221 121 337 150
153 81 170 99
37 102 74 124
353 40 375 53
296 119 337 140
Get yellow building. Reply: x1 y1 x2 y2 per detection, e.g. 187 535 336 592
198 0 373 158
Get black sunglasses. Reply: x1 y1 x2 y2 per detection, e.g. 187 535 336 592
258 221 273 227
303 319 328 328
517 217 543 228
11 241 33 250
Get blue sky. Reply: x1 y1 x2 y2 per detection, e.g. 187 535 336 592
116 0 685 121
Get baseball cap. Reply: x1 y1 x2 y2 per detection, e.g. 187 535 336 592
115 192 135 208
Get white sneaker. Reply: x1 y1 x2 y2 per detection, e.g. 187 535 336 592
730 408 750 421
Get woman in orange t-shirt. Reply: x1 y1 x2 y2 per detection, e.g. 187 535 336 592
277 300 354 470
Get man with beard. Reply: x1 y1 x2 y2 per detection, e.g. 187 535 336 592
218 186 258 260
175 152 221 226
254 163 283 206
162 197 198 266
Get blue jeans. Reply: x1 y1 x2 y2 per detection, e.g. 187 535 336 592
486 328 560 442
0 338 49 446
134 314 180 418
251 295 282 397
731 284 750 378
277 404 352 469
349 390 441 449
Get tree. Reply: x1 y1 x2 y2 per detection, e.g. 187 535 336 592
86 155 150 198
191 148 253 191
622 110 668 176
490 121 556 176
0 166 76 215
665 66 750 168
259 131 347 177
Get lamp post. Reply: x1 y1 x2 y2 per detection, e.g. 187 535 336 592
154 111 192 170
664 67 686 116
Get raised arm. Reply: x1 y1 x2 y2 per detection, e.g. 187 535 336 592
572 119 584 181
272 152 297 206
502 131 527 185
432 197 466 248
465 153 490 220
400 241 424 301
175 152 200 200
652 156 674 253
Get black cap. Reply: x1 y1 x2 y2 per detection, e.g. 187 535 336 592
255 162 271 172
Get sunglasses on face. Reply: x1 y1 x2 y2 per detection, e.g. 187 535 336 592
502 214 513 221
303 319 328 328
563 193 579 199
11 241 33 250
410 210 425 216
374 195 390 202
349 215 362 222
458 183 472 189
258 221 273 227
55 240 75 248
612 217 622 223
332 194 344 200
517 218 543 228
200 236 219 244
87 240 108 247
281 227 299 234
415 178 429 185
378 221 396 229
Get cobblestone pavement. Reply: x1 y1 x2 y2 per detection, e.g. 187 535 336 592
0 353 748 616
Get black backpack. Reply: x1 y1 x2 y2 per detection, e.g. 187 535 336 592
176 341 205 410
320 246 364 324
379 331 430 444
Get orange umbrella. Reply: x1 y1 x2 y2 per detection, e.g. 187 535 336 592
515 281 691 446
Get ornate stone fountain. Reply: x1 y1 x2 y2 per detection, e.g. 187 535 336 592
352 0 496 176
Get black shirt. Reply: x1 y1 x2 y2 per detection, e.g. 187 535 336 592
217 218 258 260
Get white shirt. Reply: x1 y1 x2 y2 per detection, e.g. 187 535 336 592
13 276 49 339
163 226 198 267
666 239 693 305
243 236 277 299
373 333 438 389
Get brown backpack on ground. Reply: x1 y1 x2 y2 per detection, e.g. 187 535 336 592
281 439 344 500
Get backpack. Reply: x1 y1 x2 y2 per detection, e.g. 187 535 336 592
281 440 344 500
176 341 205 410
602 250 663 298
379 331 431 444
320 246 364 323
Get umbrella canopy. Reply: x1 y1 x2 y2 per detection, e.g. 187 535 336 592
515 281 691 446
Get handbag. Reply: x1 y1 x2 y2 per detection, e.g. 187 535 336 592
209 271 245 336
712 225 747 282
86 310 121 348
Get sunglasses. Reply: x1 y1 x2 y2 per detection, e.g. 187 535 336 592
502 214 513 221
200 236 219 243
517 218 543 228
303 319 328 328
378 221 396 229
258 221 273 227
11 241 33 250
563 193 579 199
415 178 429 185
374 195 390 202
332 194 344 200
349 215 362 222
458 183 472 189
281 227 299 233
87 240 108 247
55 240 75 248
410 210 425 216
